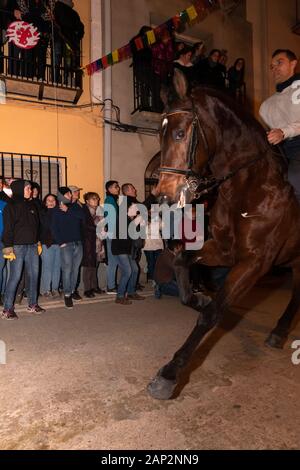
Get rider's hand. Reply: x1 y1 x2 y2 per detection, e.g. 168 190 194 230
37 243 43 256
267 129 285 145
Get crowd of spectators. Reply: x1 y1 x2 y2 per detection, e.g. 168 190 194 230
0 176 215 320
132 27 246 112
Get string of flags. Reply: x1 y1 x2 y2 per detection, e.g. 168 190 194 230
85 0 220 76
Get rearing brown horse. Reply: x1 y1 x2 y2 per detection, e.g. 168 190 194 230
147 70 300 400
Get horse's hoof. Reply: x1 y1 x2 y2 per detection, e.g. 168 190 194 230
265 333 286 350
147 374 177 400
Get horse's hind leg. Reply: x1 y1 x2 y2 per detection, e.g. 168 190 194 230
266 266 300 349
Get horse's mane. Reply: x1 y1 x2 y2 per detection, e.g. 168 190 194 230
191 85 286 174
164 80 285 174
192 85 269 151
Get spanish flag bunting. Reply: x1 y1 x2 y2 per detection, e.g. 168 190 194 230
112 49 119 63
102 55 109 69
107 53 113 65
134 36 144 50
146 29 156 45
186 5 198 21
96 58 103 70
118 45 126 61
172 14 182 30
83 0 221 75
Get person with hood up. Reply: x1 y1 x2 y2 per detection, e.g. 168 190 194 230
1 179 44 320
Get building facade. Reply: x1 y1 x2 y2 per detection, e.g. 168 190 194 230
0 0 104 198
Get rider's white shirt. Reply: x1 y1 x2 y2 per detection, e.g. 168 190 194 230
259 79 300 139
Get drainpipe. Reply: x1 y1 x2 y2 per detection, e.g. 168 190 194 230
102 0 112 185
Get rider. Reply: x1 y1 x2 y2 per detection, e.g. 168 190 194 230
259 49 300 204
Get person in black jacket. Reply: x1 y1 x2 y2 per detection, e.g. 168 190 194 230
52 0 84 86
1 179 44 320
195 49 226 90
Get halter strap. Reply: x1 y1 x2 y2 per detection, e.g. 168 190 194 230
160 105 211 178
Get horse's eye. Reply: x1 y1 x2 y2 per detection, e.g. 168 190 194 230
173 129 185 141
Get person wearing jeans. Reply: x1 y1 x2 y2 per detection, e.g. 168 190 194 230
40 244 61 296
114 254 139 300
111 194 145 305
60 241 83 297
2 180 44 320
40 194 61 298
4 244 40 311
0 198 7 304
51 187 84 309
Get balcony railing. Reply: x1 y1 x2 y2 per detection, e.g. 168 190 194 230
0 152 67 198
132 61 246 115
0 42 83 104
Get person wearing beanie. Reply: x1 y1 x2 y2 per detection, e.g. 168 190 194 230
51 186 84 309
1 180 45 320
57 186 73 205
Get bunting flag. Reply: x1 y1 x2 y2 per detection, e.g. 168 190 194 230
146 29 156 45
84 0 220 75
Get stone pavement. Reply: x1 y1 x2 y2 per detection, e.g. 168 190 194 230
0 277 299 450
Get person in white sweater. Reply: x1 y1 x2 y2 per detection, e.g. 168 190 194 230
259 49 300 203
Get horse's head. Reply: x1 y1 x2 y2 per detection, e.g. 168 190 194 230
158 70 213 206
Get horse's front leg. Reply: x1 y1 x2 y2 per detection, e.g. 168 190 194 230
174 262 212 309
147 258 269 400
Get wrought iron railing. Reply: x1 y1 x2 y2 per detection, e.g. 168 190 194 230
0 152 67 198
0 42 83 90
132 60 247 114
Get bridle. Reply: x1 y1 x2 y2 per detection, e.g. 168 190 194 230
159 105 267 200
159 105 210 178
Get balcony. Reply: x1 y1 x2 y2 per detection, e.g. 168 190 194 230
0 43 83 105
131 61 164 129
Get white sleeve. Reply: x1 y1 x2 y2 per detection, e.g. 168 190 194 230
281 122 300 139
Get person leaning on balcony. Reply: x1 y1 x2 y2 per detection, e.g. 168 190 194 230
1 179 45 320
151 30 175 112
6 0 54 79
52 0 84 86
50 187 84 309
259 49 300 204
173 46 195 87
